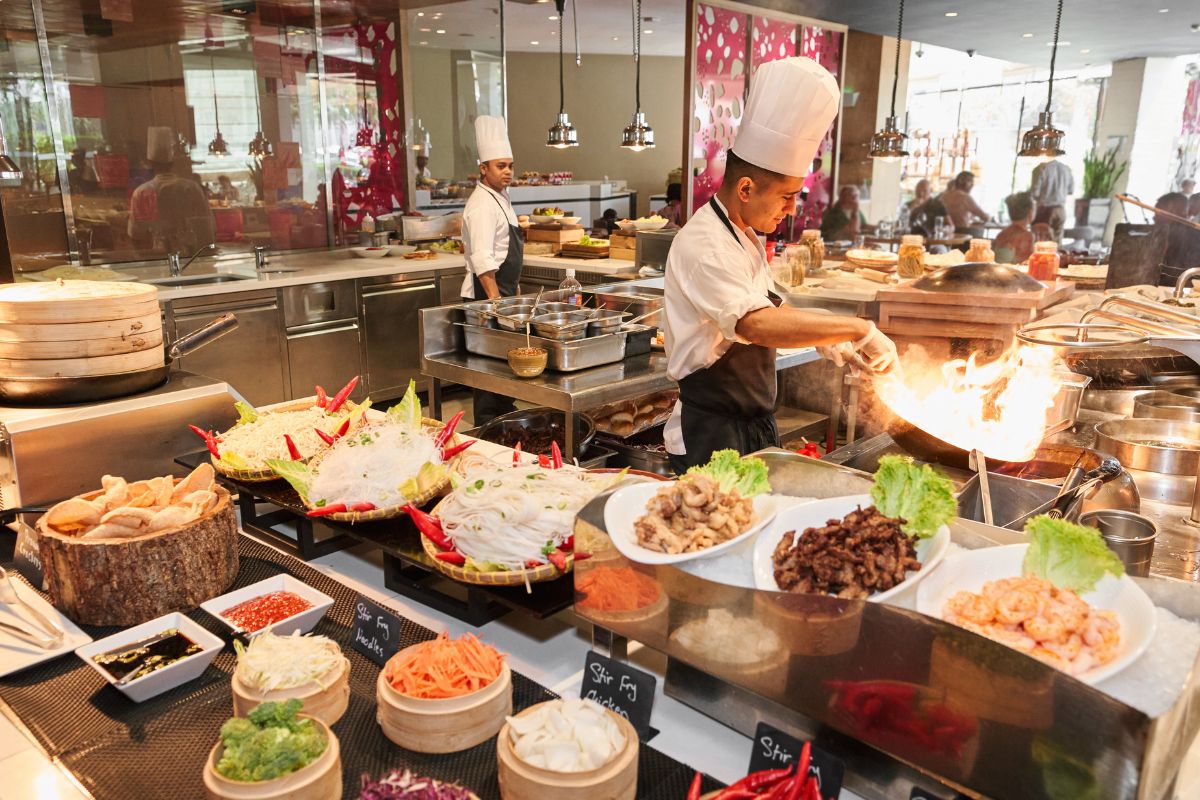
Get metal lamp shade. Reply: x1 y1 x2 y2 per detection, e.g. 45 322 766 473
247 130 272 158
868 115 908 161
207 131 229 157
1019 111 1066 157
546 112 578 149
0 152 20 180
620 112 655 151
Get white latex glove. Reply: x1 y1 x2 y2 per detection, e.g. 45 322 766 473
816 341 859 369
853 322 899 373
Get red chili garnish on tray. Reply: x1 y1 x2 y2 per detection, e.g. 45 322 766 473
307 503 347 517
349 502 377 512
284 434 302 460
221 590 313 633
188 424 220 458
325 375 360 414
314 427 336 446
440 440 475 461
315 385 328 409
550 440 563 469
513 441 522 467
434 551 466 566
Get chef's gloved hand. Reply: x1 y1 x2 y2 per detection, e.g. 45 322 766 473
816 341 860 370
854 322 899 373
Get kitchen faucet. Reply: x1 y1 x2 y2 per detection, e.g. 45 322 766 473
167 242 216 277
1174 267 1200 299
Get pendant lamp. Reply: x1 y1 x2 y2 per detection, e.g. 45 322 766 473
868 0 908 161
1018 0 1066 157
546 0 577 148
207 56 229 157
620 0 654 151
248 75 272 158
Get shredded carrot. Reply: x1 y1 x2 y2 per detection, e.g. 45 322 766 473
384 631 506 699
576 567 661 612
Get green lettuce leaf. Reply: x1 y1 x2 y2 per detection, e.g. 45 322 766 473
233 401 258 425
219 451 251 470
685 449 771 498
464 557 509 573
870 455 957 539
399 461 447 501
264 459 313 503
1022 515 1124 594
386 380 422 428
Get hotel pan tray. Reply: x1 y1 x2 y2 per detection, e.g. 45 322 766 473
457 323 626 372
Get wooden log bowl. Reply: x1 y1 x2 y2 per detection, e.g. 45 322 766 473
232 655 351 727
495 702 639 800
376 661 512 753
202 715 342 800
38 486 239 626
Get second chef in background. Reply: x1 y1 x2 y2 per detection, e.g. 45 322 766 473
461 115 523 425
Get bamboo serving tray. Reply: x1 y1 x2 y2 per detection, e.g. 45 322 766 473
0 310 162 343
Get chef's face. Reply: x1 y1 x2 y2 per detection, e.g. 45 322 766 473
480 159 514 190
736 173 804 233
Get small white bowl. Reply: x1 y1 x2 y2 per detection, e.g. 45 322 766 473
559 216 581 225
75 613 223 703
616 220 638 233
389 244 417 256
634 217 668 231
351 246 390 259
201 574 334 638
531 213 563 222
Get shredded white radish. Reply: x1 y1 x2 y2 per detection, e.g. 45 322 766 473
307 420 441 508
219 407 332 469
234 629 344 692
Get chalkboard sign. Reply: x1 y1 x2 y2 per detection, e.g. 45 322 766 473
748 721 844 798
351 594 401 666
580 651 656 740
910 786 949 800
11 521 44 589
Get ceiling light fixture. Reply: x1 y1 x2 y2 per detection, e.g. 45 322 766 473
248 65 272 159
1080 48 1090 53
1019 0 1066 157
1022 32 1034 38
207 55 229 157
644 29 653 34
1159 8 1170 12
435 29 446 34
531 40 539 45
869 0 908 161
620 0 654 151
944 11 958 17
546 0 578 148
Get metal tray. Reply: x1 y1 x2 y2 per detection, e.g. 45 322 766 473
588 284 664 318
458 323 627 372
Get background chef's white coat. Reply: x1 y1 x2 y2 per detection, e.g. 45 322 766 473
459 182 519 299
662 196 774 455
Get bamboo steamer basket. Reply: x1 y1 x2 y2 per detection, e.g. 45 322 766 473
0 309 161 343
232 655 351 727
376 662 512 753
928 636 1054 729
202 715 342 800
0 324 162 358
753 592 864 657
0 280 158 324
0 346 164 378
496 702 639 800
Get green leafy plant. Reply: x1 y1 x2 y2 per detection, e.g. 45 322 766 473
1081 146 1128 199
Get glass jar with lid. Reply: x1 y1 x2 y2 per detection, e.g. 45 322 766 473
1027 241 1060 281
966 237 995 263
799 229 825 271
897 234 926 279
775 244 809 290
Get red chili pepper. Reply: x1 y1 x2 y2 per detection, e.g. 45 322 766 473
349 502 376 512
687 771 703 800
760 778 794 800
538 454 551 468
796 742 812 787
547 550 568 573
404 504 452 551
335 416 352 439
525 559 543 569
307 503 347 517
188 424 221 458
513 441 522 466
434 551 466 565
440 440 475 460
314 427 336 446
315 385 328 409
726 765 794 793
325 375 360 414
572 552 592 562
806 777 821 800
712 790 758 800
284 434 302 460
550 440 563 469
558 535 575 552
433 411 465 449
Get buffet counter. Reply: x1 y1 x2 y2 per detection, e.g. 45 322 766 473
416 181 637 227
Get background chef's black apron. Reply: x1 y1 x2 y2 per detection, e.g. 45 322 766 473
671 198 782 472
467 190 524 425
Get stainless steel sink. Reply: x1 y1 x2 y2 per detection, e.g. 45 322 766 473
145 274 256 287
256 268 300 275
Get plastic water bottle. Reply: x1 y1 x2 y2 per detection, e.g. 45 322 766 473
559 269 583 306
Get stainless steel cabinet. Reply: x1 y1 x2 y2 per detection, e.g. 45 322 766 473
360 273 438 399
170 290 288 406
282 282 364 401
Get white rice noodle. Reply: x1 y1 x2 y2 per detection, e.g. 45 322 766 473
307 420 440 508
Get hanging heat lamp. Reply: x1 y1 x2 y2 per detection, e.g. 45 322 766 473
353 26 376 148
247 73 272 158
1018 0 1066 157
546 0 578 148
868 0 908 161
620 0 654 151
207 55 229 157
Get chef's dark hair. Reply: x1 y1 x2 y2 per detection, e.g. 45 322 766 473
724 150 785 187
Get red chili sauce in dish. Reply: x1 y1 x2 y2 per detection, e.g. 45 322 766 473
221 591 313 632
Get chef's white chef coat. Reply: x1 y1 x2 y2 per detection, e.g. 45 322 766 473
459 181 519 299
662 197 774 454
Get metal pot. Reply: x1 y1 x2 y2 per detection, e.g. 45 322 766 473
1018 322 1197 387
1094 418 1200 475
474 407 596 458
1132 391 1200 422
588 309 630 336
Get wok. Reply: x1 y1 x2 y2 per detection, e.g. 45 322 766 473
886 416 1006 471
0 313 238 405
911 262 1044 294
1018 322 1198 387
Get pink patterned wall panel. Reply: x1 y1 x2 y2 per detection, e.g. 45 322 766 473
750 17 796 77
797 25 844 234
692 4 749 212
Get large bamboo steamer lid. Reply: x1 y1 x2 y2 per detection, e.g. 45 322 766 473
202 715 342 800
232 656 351 727
0 309 162 342
0 346 164 377
0 327 163 359
376 662 512 753
496 702 639 800
0 280 158 324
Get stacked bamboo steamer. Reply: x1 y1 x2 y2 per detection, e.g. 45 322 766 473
0 280 162 377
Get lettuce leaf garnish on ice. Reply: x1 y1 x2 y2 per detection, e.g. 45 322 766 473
685 449 771 498
870 455 957 539
1022 515 1124 594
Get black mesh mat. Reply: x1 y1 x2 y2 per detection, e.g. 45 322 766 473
1 536 721 799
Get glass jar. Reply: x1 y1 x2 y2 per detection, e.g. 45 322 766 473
799 229 825 271
1028 241 1060 281
897 234 926 279
775 244 809 289
966 237 995 263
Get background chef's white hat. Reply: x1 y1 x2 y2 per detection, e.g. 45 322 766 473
147 126 176 163
474 115 512 163
731 57 840 179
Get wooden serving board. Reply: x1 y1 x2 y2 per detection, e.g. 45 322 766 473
0 345 163 377
526 227 585 244
610 232 637 251
875 280 1074 310
0 327 163 359
559 244 610 259
0 310 162 343
0 280 158 324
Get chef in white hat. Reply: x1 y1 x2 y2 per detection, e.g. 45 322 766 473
461 114 523 424
662 57 898 471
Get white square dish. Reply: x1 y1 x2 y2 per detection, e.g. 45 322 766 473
200 574 334 637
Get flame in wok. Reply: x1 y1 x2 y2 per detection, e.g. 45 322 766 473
875 345 1064 463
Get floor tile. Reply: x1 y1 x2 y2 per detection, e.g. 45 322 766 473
0 749 89 800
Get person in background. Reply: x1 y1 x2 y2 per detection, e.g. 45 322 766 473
1189 193 1200 221
66 148 98 194
1030 156 1073 242
656 182 683 226
906 179 931 214
1181 178 1196 197
216 175 239 204
993 192 1037 264
415 154 432 182
1154 192 1200 287
593 208 621 236
128 126 213 253
940 171 990 233
820 185 866 242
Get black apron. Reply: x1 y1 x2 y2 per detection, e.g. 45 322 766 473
470 189 524 300
673 198 781 471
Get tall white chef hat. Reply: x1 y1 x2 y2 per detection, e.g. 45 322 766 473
731 57 840 179
475 115 512 163
147 126 176 163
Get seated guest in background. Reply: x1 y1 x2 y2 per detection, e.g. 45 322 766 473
911 192 948 237
906 178 931 214
656 182 683 226
940 171 991 233
216 175 239 204
820 185 866 242
593 207 621 236
993 192 1037 264
1157 192 1200 286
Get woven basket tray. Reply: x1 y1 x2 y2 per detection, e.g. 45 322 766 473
210 399 360 483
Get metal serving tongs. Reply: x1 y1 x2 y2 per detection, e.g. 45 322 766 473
0 565 64 648
1004 457 1123 531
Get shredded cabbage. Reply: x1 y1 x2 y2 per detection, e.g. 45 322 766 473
234 629 344 693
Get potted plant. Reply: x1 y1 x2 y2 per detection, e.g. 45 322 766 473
1076 146 1128 226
